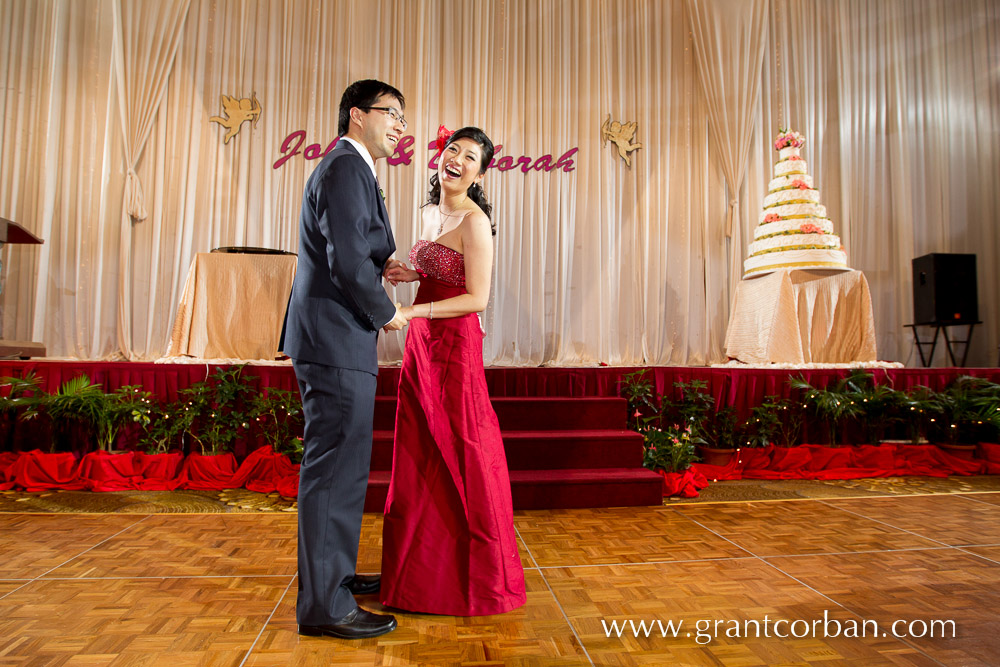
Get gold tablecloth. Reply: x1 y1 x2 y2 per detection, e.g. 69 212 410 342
724 269 877 364
166 253 296 360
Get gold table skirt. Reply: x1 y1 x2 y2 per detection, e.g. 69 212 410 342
724 268 877 364
166 252 296 360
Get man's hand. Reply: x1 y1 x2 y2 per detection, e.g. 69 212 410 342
382 303 410 331
384 259 419 286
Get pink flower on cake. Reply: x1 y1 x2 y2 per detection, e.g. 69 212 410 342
791 179 809 190
764 213 781 223
799 223 822 234
773 128 806 150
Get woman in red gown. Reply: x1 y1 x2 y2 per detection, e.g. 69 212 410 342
379 127 526 616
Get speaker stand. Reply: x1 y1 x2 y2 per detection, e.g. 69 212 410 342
905 321 981 368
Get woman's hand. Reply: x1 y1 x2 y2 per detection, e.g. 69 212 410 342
384 259 420 286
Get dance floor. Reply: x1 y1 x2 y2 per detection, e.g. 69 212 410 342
3 490 999 665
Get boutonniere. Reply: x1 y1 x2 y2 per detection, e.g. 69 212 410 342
379 187 385 202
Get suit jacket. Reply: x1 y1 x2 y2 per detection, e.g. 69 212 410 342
283 140 397 374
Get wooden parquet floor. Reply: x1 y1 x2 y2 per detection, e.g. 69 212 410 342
3 494 1000 665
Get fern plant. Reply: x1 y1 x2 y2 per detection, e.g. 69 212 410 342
789 372 866 446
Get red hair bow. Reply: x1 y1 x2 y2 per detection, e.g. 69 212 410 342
435 125 454 153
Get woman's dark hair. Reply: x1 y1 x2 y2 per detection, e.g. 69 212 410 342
427 126 496 235
338 79 405 137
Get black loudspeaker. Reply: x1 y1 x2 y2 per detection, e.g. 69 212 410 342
911 253 978 325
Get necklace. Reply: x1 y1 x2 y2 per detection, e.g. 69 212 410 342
437 200 466 236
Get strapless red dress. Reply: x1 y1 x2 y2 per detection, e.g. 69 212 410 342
380 240 526 616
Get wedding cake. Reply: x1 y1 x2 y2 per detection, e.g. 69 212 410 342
743 129 849 277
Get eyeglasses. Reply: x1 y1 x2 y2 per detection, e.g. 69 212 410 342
359 106 407 130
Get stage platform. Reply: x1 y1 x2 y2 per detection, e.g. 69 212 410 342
2 360 998 510
2 359 998 399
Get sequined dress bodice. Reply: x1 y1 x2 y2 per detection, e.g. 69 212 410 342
409 240 466 287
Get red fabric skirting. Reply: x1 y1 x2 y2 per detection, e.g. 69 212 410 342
0 447 299 495
1 444 994 498
1 361 998 401
689 443 989 485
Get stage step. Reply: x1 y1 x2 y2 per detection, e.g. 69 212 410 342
364 468 664 511
366 393 660 509
374 395 629 431
370 429 644 471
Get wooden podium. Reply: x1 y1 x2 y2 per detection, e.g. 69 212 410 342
0 217 46 359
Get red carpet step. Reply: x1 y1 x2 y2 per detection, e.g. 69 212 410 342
366 395 662 511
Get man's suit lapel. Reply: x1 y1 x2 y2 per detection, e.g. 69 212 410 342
338 141 394 252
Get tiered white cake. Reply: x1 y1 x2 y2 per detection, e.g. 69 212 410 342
743 129 849 277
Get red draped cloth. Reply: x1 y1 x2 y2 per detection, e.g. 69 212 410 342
175 452 237 490
8 450 87 491
78 451 143 491
135 452 184 490
691 443 987 486
228 446 299 494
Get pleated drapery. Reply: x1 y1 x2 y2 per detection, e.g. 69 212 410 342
112 0 192 359
0 0 997 367
686 0 769 321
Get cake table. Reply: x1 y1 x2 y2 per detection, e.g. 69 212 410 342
724 268 877 365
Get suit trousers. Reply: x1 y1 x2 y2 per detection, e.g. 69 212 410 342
293 360 377 624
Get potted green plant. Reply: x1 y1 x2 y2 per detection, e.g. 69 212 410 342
789 372 866 446
659 380 736 465
640 423 702 474
898 385 941 446
841 372 907 445
176 366 254 488
93 385 154 453
184 366 253 456
43 375 108 453
0 372 48 452
929 376 1000 459
619 369 657 430
739 398 786 448
249 387 304 460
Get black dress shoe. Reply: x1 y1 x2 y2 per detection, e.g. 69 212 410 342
346 573 380 595
299 608 397 639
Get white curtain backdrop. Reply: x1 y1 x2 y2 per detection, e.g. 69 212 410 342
113 0 192 359
1 0 997 367
686 0 769 348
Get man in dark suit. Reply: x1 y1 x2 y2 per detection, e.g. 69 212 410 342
283 79 409 640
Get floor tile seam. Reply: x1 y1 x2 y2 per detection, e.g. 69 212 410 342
954 546 1000 566
0 581 33 602
760 545 959 561
757 557 948 667
238 575 297 667
660 490 970 507
672 497 873 518
514 525 542 570
665 506 763 559
530 544 973 570
816 499 956 548
31 514 155 581
530 560 595 667
956 493 1000 507
513 522 596 662
666 500 951 665
530 555 758 570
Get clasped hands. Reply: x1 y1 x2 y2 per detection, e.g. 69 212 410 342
382 259 420 332
383 259 419 286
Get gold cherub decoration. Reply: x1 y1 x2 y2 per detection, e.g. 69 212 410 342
209 92 262 144
601 114 642 167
